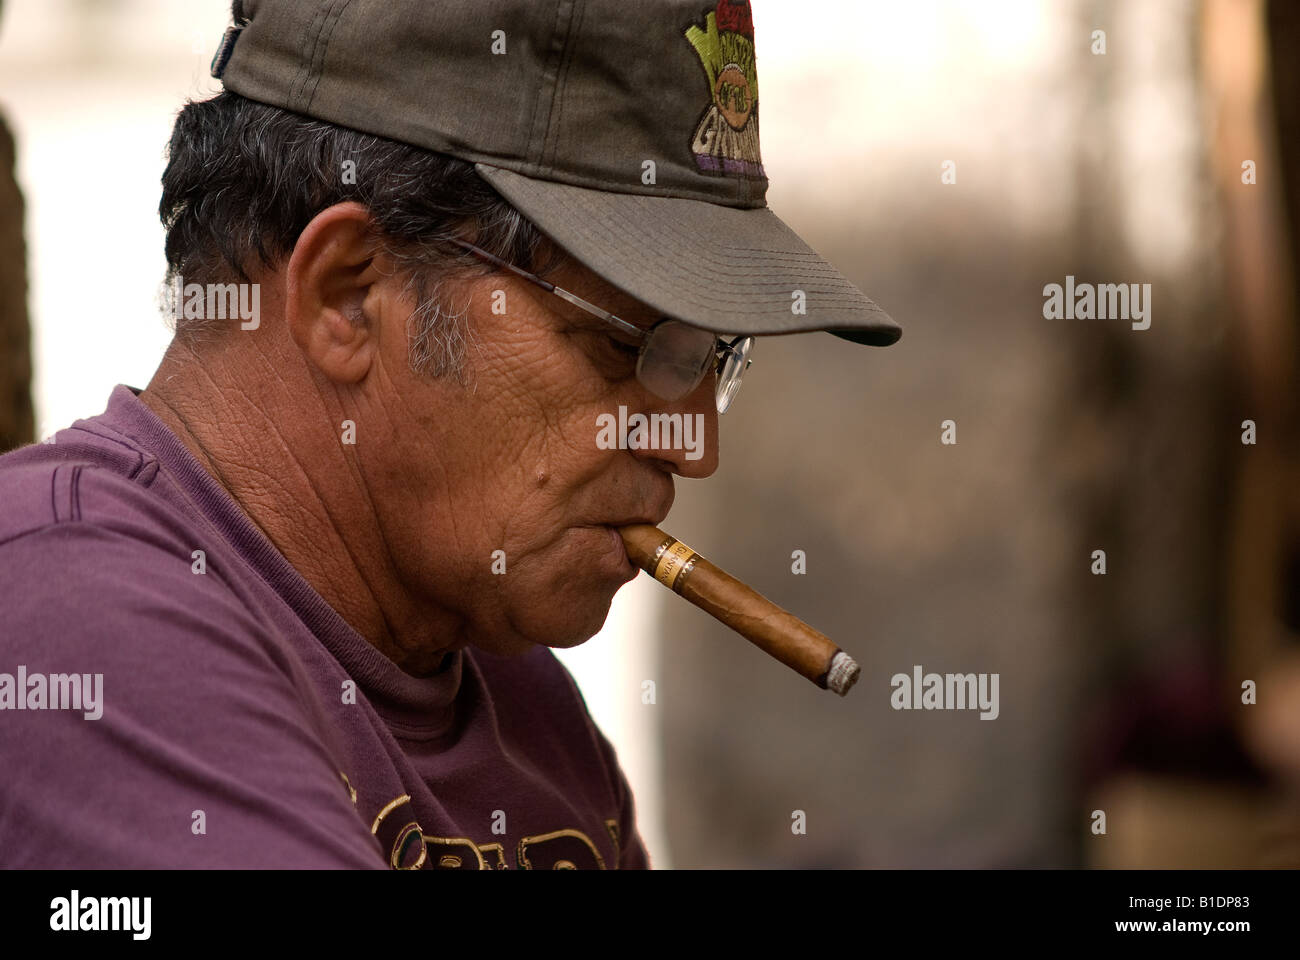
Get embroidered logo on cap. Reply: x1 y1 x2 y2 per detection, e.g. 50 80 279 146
684 1 765 180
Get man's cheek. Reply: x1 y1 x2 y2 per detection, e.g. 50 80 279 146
503 542 610 609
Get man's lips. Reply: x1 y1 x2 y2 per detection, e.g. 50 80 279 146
586 516 667 581
601 514 669 529
605 526 635 576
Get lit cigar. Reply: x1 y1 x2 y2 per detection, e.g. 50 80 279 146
618 524 860 696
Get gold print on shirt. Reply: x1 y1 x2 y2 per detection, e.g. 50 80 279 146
476 842 510 870
421 835 487 870
339 771 358 804
369 794 429 869
367 790 621 869
517 828 605 870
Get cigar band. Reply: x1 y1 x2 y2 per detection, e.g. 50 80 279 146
652 537 698 593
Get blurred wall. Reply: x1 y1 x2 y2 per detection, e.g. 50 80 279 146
657 0 1294 867
3 0 1296 869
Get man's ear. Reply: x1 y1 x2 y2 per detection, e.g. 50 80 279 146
284 202 389 384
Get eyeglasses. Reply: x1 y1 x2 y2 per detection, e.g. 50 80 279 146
446 238 754 414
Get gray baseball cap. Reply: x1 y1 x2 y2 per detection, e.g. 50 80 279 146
212 0 901 346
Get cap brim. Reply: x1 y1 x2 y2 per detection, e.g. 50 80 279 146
474 164 901 347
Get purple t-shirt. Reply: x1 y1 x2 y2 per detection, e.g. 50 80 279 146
0 385 648 869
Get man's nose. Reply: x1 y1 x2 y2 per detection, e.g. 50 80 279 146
629 373 720 479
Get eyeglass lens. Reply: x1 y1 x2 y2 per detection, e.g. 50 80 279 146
637 321 752 413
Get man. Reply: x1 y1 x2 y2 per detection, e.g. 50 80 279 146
0 0 899 869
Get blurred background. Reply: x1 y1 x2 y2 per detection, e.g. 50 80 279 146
2 0 1298 868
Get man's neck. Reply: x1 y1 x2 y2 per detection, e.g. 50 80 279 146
139 340 457 676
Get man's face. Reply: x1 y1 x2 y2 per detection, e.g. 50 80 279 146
355 254 720 658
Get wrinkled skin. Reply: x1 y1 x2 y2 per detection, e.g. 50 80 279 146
143 202 719 675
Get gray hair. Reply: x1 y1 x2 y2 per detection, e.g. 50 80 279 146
159 91 563 378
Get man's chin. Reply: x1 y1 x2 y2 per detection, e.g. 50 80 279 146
469 596 614 656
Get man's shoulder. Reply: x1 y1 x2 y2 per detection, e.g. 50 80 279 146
0 427 196 557
0 433 258 657
0 442 381 867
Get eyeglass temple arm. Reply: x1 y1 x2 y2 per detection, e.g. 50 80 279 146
446 237 644 339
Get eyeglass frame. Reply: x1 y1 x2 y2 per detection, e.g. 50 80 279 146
444 237 753 413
